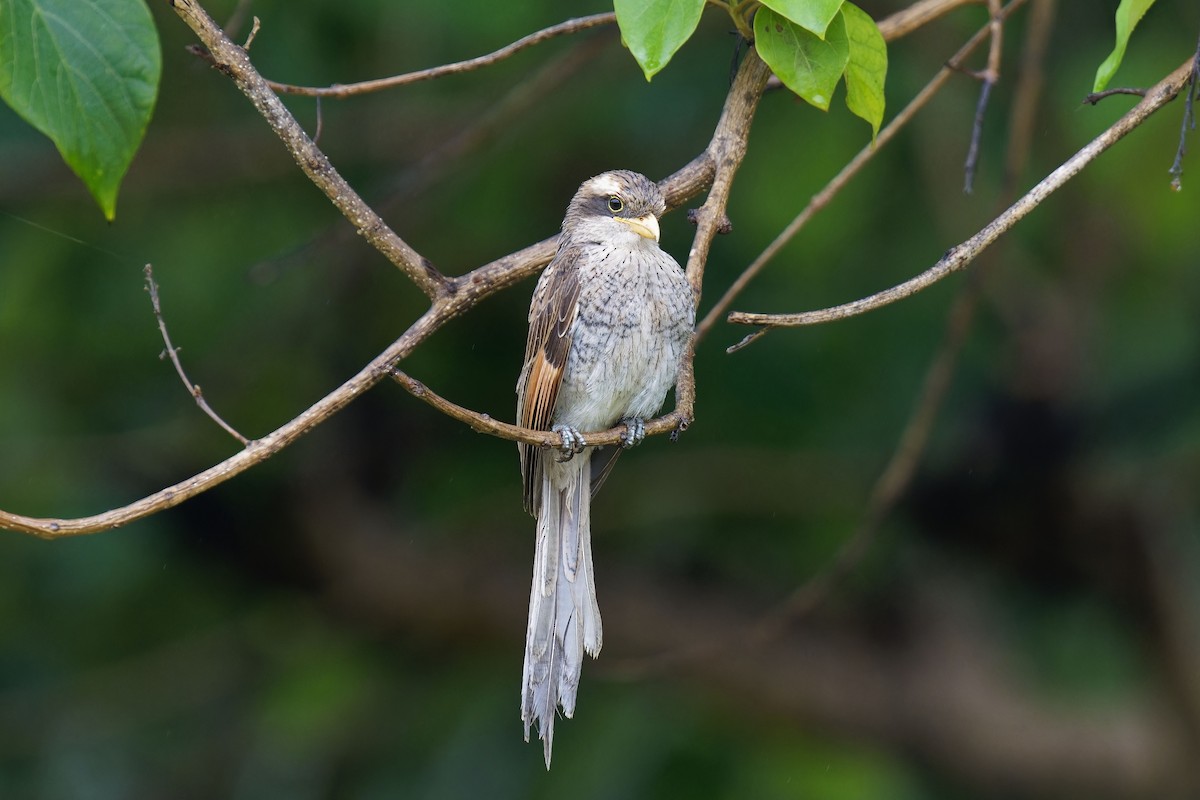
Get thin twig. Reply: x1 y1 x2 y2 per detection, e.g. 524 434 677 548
143 265 250 446
390 370 689 447
1168 31 1200 190
964 80 994 193
698 0 1032 343
727 57 1197 348
266 13 616 97
963 0 1003 193
1082 87 1147 105
242 16 260 50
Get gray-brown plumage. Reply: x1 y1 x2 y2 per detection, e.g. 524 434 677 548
515 170 695 767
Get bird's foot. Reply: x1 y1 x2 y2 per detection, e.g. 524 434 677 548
619 417 646 448
552 424 586 461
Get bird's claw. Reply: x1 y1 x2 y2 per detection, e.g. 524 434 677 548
552 424 586 461
619 417 646 448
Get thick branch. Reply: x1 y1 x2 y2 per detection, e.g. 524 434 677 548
684 48 773 302
170 0 449 299
267 13 616 97
728 57 1196 344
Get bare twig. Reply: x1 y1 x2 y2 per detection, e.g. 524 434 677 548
1083 87 1147 105
727 57 1198 348
143 265 250 446
242 16 260 50
963 0 1003 193
1168 32 1200 189
172 0 450 299
963 80 994 193
266 13 616 97
391 370 689 447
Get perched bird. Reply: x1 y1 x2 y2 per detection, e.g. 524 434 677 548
515 170 695 767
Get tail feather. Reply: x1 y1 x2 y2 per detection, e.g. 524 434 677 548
521 451 603 768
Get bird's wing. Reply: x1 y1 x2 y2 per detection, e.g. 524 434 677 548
517 244 582 513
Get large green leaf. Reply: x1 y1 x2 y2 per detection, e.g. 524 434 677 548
1092 0 1158 93
758 0 844 39
841 3 886 138
0 0 161 220
754 6 849 111
614 0 706 80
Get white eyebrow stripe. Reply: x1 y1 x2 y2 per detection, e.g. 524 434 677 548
587 174 623 196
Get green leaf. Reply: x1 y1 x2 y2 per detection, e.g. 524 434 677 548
841 3 886 138
758 0 844 39
1092 0 1157 93
614 0 706 80
754 7 849 111
0 0 161 220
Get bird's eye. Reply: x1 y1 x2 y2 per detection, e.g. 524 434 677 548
607 196 624 213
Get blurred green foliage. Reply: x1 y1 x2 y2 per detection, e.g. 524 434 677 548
2 0 1199 797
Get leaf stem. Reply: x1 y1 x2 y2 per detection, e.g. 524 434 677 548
728 0 758 40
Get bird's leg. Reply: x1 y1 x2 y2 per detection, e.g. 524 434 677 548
552 424 586 461
619 417 646 448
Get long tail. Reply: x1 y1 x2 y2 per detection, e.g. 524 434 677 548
521 450 603 768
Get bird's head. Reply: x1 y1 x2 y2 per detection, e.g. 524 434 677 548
562 170 666 246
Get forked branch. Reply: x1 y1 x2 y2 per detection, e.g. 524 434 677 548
171 0 449 299
728 57 1198 351
0 1 768 538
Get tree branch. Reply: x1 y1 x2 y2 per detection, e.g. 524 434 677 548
265 13 617 97
697 2 1027 343
1082 87 1148 104
963 0 1004 193
727 56 1197 348
684 47 772 303
1168 31 1200 189
391 370 689 447
170 0 450 299
0 0 765 538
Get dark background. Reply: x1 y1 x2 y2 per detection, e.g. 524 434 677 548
2 0 1199 797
